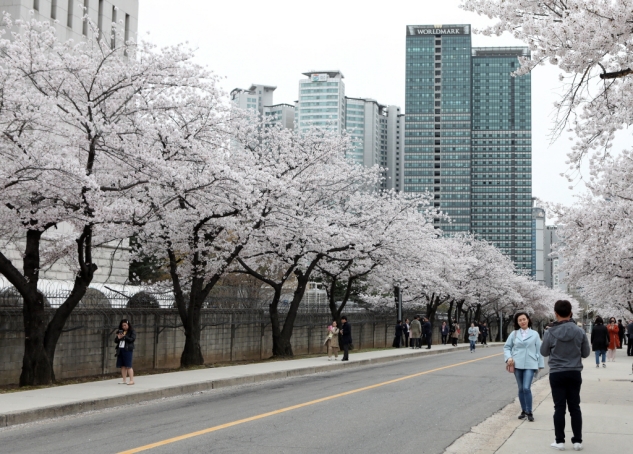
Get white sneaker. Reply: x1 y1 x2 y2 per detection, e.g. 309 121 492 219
328 357 332 361
551 442 565 450
573 443 583 451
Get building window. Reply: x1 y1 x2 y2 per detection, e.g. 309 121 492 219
98 0 104 39
67 0 73 28
82 0 89 36
51 0 57 19
124 14 130 43
111 6 117 48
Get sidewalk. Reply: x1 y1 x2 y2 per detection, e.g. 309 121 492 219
0 342 484 428
446 354 633 453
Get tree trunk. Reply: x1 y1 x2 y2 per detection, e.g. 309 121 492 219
180 290 205 368
20 303 53 386
13 227 96 386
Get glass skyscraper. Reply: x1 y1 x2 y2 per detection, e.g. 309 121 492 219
405 25 532 272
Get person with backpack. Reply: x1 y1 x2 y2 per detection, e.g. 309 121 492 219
590 316 609 368
541 300 590 451
504 311 544 422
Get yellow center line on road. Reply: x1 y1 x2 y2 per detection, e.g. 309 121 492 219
118 352 503 454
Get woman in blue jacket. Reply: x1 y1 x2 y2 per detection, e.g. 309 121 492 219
504 311 544 422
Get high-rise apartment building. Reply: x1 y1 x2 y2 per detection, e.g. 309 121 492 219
296 71 346 133
296 71 403 191
404 24 532 272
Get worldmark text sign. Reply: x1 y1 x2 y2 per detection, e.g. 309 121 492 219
406 25 470 36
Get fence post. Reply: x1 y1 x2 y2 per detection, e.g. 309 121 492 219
153 313 159 370
307 325 311 354
358 323 362 350
229 314 236 362
101 327 108 376
373 322 376 349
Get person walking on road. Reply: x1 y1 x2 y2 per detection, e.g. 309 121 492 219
481 322 489 347
114 319 136 385
541 300 590 452
468 323 479 353
590 317 609 368
393 320 404 348
627 320 633 356
450 322 460 347
421 316 432 349
504 311 544 422
440 321 449 345
340 316 352 361
616 319 625 350
606 317 620 362
324 321 340 360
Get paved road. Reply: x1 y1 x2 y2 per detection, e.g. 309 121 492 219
0 347 526 454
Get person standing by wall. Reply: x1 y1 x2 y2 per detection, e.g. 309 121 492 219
627 319 633 357
440 321 449 345
541 300 590 452
340 316 352 361
410 316 422 349
606 317 620 362
450 321 460 347
590 317 609 368
421 316 432 349
324 320 340 361
393 320 404 348
616 319 625 350
403 318 410 348
468 323 479 353
114 319 136 385
504 311 544 422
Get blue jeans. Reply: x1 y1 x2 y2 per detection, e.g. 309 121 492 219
469 340 476 351
514 368 536 413
594 350 606 364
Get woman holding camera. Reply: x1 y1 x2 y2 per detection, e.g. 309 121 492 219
114 319 136 385
504 311 544 422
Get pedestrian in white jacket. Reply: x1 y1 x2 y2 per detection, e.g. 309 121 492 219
504 311 545 422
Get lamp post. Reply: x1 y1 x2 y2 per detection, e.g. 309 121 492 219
394 285 402 322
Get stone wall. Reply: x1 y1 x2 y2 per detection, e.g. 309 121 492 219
0 309 398 385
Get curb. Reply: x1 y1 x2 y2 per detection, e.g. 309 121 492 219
0 343 491 428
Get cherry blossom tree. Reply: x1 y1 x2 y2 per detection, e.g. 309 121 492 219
236 128 385 356
0 15 223 385
461 0 633 168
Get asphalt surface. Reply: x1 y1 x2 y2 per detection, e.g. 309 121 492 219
0 346 527 454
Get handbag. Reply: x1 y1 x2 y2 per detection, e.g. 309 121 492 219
506 331 516 373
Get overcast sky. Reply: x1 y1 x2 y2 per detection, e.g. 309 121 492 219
138 0 614 212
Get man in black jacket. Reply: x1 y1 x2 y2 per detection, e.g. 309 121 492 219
541 300 590 451
627 320 633 356
340 316 352 361
422 316 432 349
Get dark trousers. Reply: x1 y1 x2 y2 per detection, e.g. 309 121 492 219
549 371 583 444
404 334 409 347
627 338 633 356
481 334 488 345
423 334 431 348
617 336 623 349
410 337 420 348
451 336 457 346
342 343 350 360
441 334 448 344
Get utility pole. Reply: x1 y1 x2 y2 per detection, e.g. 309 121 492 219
394 286 402 322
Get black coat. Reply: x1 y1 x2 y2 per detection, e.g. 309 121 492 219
590 324 609 351
617 323 625 340
340 322 352 345
114 329 136 352
628 322 633 339
422 321 431 336
395 324 404 337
